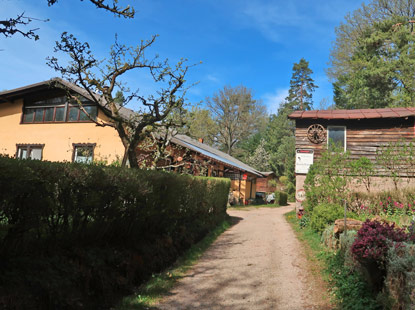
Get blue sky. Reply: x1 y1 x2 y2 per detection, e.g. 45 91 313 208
1 0 365 114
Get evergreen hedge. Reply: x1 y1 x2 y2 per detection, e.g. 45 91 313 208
0 156 230 308
274 190 288 206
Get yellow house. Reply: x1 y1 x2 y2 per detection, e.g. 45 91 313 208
0 78 126 163
0 78 264 202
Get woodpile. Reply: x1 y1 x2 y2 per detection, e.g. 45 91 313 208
333 218 364 235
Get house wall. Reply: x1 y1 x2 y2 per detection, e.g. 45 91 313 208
230 178 256 201
294 117 415 211
0 99 124 163
256 175 277 193
295 118 415 162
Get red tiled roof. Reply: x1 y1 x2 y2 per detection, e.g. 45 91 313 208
288 108 415 120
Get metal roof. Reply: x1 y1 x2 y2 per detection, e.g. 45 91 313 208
288 108 415 120
171 135 263 176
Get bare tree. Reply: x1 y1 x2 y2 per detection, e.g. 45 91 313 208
0 13 47 41
1 0 134 41
47 0 135 18
47 32 194 168
207 85 267 155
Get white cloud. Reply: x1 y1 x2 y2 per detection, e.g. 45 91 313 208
229 0 340 43
262 88 288 114
241 2 302 42
206 74 220 83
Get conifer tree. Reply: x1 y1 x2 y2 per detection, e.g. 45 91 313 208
285 58 318 111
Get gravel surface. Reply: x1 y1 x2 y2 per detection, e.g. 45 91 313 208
156 204 332 310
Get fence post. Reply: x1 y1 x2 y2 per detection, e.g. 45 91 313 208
344 199 347 236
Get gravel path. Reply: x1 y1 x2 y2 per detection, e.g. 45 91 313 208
156 204 332 310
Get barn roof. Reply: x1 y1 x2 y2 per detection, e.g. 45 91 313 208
171 134 263 177
288 108 415 120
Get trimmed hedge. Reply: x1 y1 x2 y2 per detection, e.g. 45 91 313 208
310 203 344 233
0 156 230 308
274 191 288 206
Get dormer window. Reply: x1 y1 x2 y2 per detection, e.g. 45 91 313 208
22 95 97 123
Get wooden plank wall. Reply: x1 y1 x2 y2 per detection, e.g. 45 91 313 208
295 117 415 170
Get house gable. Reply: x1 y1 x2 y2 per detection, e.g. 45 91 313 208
0 79 125 163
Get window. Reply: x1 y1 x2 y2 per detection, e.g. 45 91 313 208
72 143 96 163
16 144 44 160
22 95 98 124
327 126 346 151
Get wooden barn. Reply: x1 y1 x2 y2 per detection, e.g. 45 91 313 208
136 134 263 204
288 108 415 209
256 172 277 193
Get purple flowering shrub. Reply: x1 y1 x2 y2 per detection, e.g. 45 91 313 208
351 220 409 292
351 220 408 265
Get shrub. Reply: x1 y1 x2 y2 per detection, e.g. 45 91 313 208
327 249 382 310
0 156 230 308
310 203 344 233
299 215 309 228
351 220 408 292
274 190 288 206
385 243 415 310
352 220 408 266
304 147 351 212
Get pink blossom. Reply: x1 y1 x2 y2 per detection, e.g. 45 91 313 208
380 202 383 206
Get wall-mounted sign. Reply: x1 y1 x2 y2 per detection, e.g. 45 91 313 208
296 189 306 202
242 173 248 180
295 149 314 174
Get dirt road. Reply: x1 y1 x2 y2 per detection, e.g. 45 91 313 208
156 205 332 310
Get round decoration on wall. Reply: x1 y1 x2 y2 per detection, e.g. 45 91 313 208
307 124 326 144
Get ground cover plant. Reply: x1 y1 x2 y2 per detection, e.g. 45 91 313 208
285 210 379 309
301 144 415 309
0 156 230 309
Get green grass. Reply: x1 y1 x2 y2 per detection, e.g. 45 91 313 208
115 219 233 309
285 211 332 280
286 211 381 310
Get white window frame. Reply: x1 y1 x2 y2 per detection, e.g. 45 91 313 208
327 126 347 152
16 144 45 160
72 143 96 164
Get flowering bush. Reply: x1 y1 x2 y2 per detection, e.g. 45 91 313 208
351 220 409 293
348 190 415 218
352 220 408 265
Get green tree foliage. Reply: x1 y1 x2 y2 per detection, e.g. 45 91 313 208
264 58 317 187
206 85 267 155
329 0 415 108
113 90 125 105
236 131 265 163
183 107 218 146
246 138 271 171
285 58 318 111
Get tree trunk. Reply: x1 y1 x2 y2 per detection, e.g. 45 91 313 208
127 146 139 168
121 144 139 168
